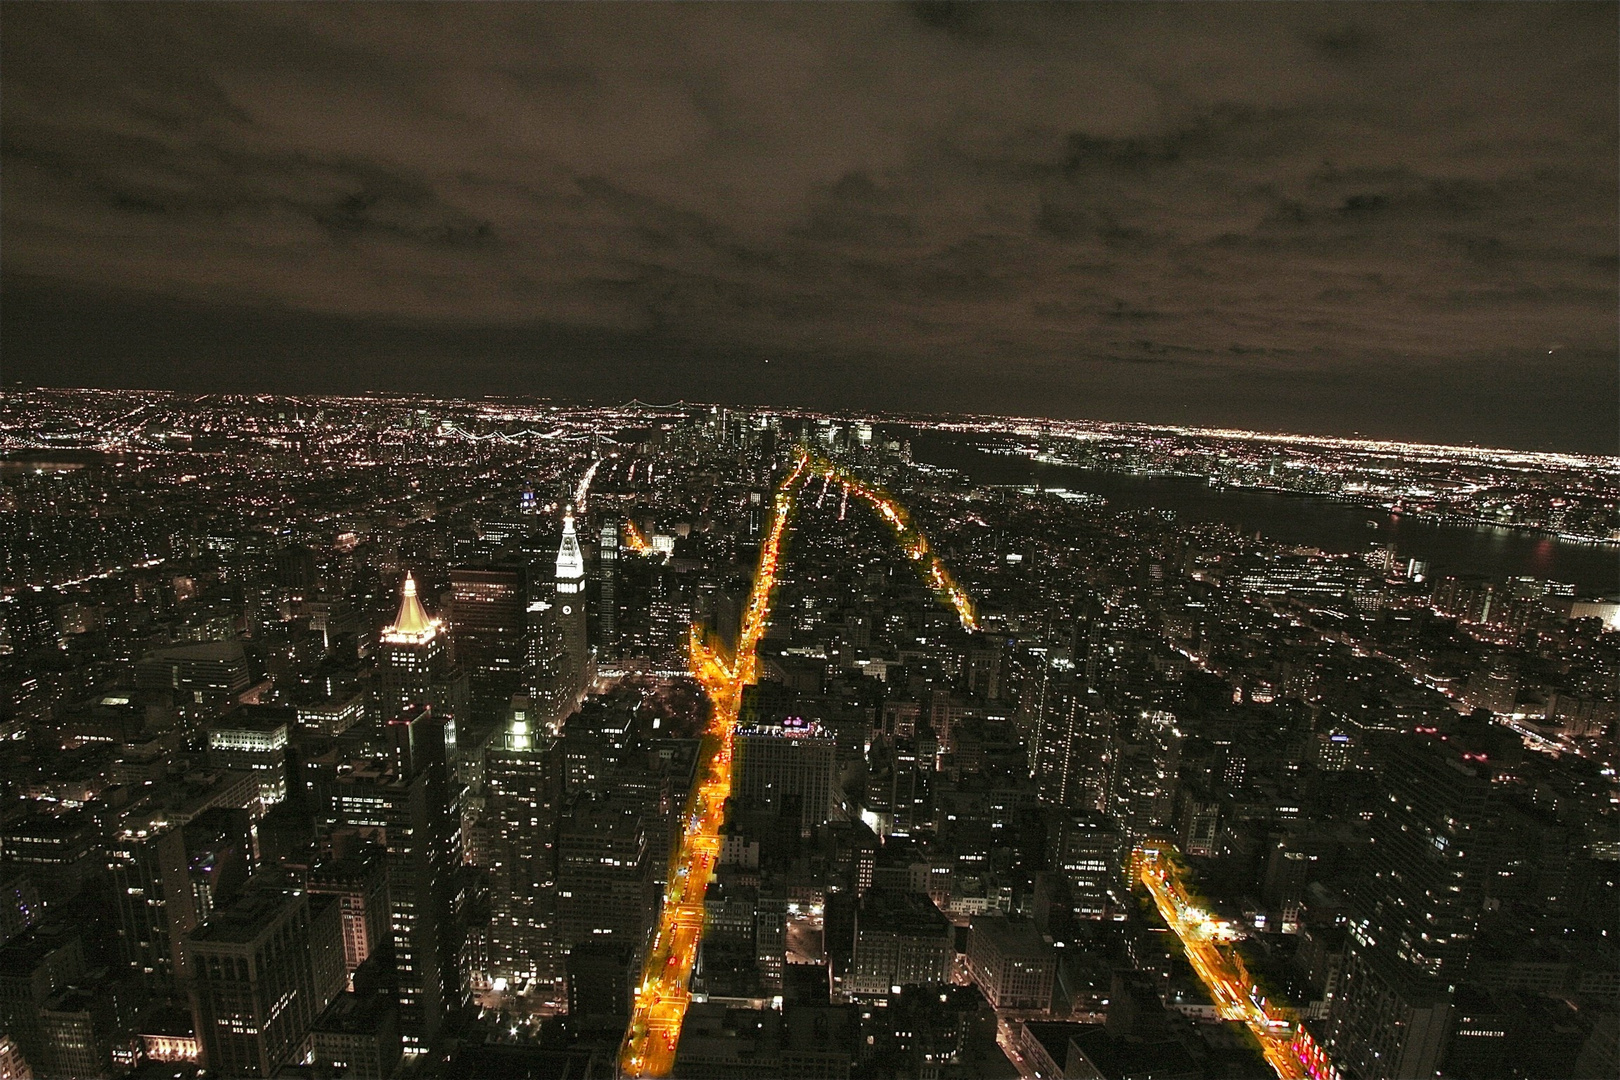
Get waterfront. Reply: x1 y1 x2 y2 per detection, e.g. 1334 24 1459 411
912 433 1620 596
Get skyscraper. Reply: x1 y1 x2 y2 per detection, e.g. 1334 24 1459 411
597 519 619 659
524 598 570 721
319 711 456 1053
449 563 528 706
1036 683 1109 812
1045 811 1122 920
1106 710 1182 854
305 844 390 983
556 793 654 951
107 806 252 995
554 507 589 700
377 574 466 724
1323 728 1499 1080
107 821 191 993
186 880 346 1078
483 699 565 1004
734 718 837 836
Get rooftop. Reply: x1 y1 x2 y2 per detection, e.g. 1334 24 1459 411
381 573 439 643
970 914 1049 959
189 885 302 945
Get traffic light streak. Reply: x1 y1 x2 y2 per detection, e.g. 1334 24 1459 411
619 452 975 1077
804 454 977 632
1136 844 1334 1080
621 520 655 556
619 454 806 1078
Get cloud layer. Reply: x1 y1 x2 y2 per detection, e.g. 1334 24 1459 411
2 2 1615 449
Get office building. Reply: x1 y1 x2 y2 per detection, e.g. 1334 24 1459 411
182 807 254 925
295 690 364 737
525 599 570 720
186 882 345 1078
377 574 466 724
483 700 565 1000
319 711 456 1051
39 984 121 1080
1037 685 1109 812
2 811 99 905
567 939 633 1032
1323 729 1498 1080
1106 710 1183 851
309 956 402 1080
966 915 1055 1012
0 926 85 1074
557 793 653 951
734 718 837 835
847 889 953 997
107 807 250 994
107 820 191 990
134 640 253 711
450 563 529 705
1046 812 1122 920
554 508 590 699
597 519 619 658
305 845 390 981
206 711 290 807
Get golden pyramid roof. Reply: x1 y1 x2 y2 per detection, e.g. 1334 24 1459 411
387 573 435 637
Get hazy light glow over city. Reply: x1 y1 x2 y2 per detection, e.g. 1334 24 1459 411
2 2 1616 450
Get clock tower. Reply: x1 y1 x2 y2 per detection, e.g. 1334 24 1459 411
554 505 589 696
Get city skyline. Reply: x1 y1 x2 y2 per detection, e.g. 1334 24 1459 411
0 391 1615 1079
1 5 1616 1079
3 2 1616 452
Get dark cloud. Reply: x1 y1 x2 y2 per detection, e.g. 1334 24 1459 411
1 1 1614 451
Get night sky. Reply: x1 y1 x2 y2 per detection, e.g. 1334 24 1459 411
2 2 1615 451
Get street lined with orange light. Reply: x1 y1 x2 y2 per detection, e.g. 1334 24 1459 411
1137 844 1315 1080
619 451 976 1077
617 454 1332 1080
619 454 808 1078
804 454 978 632
621 519 655 556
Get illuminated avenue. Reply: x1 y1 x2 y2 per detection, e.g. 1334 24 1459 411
1138 844 1320 1080
619 454 807 1078
621 452 982 1077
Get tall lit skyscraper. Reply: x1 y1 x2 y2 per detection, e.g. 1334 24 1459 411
319 711 456 1053
1323 729 1498 1080
524 599 569 719
1036 684 1109 812
377 574 465 723
597 519 619 659
449 563 528 706
483 698 564 1005
554 507 589 699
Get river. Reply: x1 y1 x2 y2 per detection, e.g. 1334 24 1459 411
909 433 1619 596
